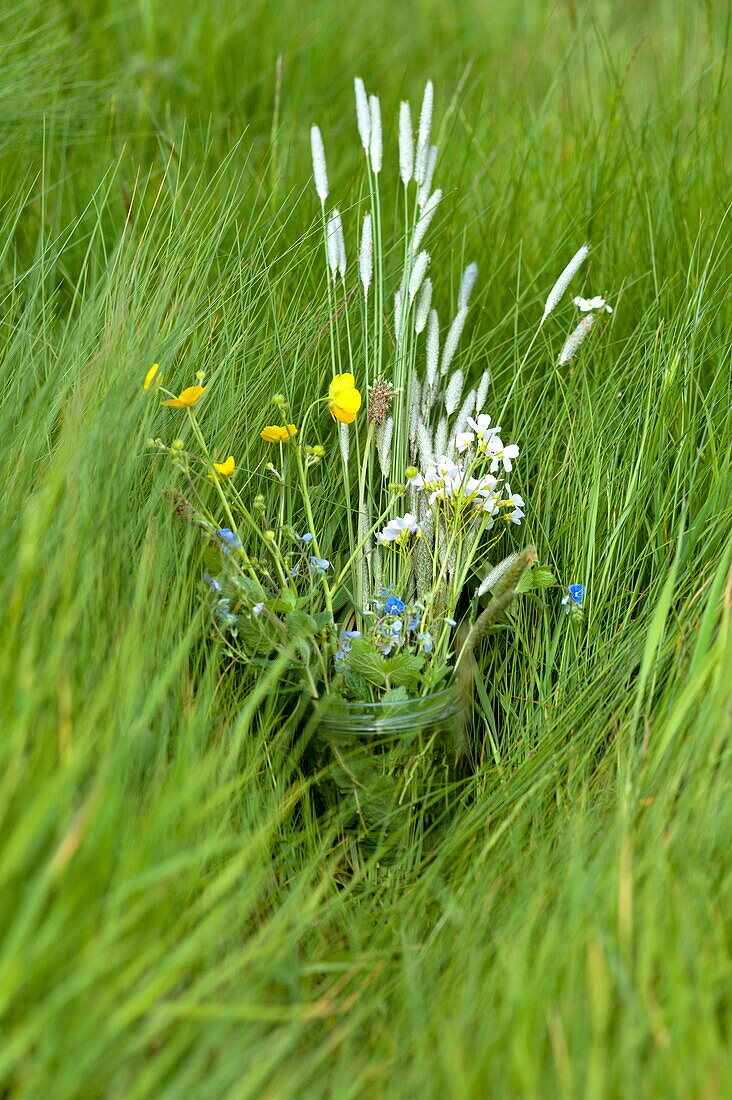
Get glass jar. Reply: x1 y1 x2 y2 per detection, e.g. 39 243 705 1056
312 686 464 857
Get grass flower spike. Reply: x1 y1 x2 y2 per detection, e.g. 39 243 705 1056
354 77 370 150
260 424 298 442
310 125 329 205
541 244 589 325
162 385 206 407
328 373 362 423
558 314 596 364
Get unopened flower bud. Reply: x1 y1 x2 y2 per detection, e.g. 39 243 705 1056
264 530 276 541
272 393 286 407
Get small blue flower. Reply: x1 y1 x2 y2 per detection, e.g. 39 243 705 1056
384 594 405 615
340 630 362 641
562 583 585 614
444 617 457 627
297 532 315 543
204 572 222 593
215 598 237 627
289 562 301 578
309 556 331 575
379 585 396 596
417 631 433 654
217 527 242 550
407 609 421 631
252 602 265 617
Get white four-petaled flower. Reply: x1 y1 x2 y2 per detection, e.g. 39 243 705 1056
573 295 612 313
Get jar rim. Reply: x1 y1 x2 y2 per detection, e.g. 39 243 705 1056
314 684 460 735
315 684 456 712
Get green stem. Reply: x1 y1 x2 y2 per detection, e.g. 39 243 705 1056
291 440 333 618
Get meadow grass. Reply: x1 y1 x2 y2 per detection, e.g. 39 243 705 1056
1 0 731 1095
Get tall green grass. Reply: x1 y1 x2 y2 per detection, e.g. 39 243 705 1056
1 0 730 1095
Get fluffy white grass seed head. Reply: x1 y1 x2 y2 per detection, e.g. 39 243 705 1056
476 368 491 410
440 306 468 376
414 277 432 334
409 369 421 444
455 387 477 432
332 208 346 278
326 210 340 277
339 422 350 466
354 77 370 150
417 421 434 469
310 125 329 205
541 244 589 325
434 416 448 459
418 145 438 208
558 313 596 364
399 101 414 185
425 308 440 387
359 212 373 297
369 95 383 173
394 288 404 343
409 250 430 303
378 416 394 476
444 369 464 415
458 262 479 310
415 80 434 184
477 550 521 598
411 188 442 253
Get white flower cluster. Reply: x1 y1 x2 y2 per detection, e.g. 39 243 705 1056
395 409 526 527
404 459 524 527
376 512 421 546
453 414 519 471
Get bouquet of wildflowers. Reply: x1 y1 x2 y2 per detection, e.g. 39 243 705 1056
147 79 608 793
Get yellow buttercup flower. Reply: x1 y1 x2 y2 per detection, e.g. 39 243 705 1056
328 373 361 424
213 456 235 477
260 424 298 443
143 363 160 391
162 385 206 408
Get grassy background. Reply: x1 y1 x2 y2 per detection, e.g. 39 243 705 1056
1 0 731 1095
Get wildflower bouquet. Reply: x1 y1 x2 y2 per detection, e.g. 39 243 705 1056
147 78 608 839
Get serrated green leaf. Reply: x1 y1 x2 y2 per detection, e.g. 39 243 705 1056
380 686 410 704
347 638 388 686
384 653 424 688
516 564 556 593
344 672 370 699
285 610 318 637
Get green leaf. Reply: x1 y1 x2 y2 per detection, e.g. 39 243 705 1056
380 686 410 704
285 610 318 638
344 672 370 700
516 564 556 593
270 588 298 613
383 653 424 688
347 638 388 686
